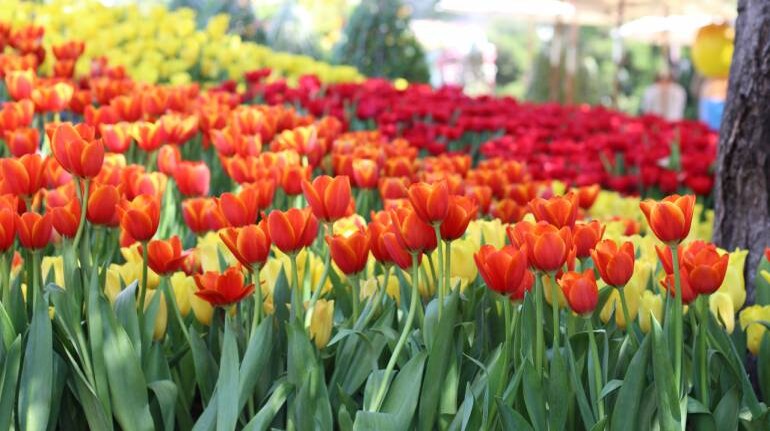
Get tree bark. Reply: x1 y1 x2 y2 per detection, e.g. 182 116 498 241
713 0 770 303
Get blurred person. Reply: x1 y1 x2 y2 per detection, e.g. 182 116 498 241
641 72 687 121
698 77 728 131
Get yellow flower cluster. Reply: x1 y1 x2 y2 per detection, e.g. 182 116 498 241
0 0 363 85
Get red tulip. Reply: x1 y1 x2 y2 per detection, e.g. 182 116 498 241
368 216 394 265
219 221 271 270
267 207 318 254
0 209 16 252
524 221 572 273
474 245 530 300
681 241 729 295
4 128 39 157
173 161 210 197
327 229 370 275
51 123 104 178
131 121 165 153
660 269 698 305
16 211 52 249
0 154 45 197
576 185 601 210
591 240 635 287
100 122 133 153
302 175 352 223
389 207 436 254
219 186 261 227
440 195 477 241
572 220 605 259
352 158 379 189
50 199 80 238
639 194 695 244
5 70 35 100
182 197 228 234
491 198 529 224
279 164 310 196
87 183 121 227
117 194 160 242
142 236 190 275
529 192 579 228
194 267 255 307
559 270 599 315
382 232 417 270
407 181 449 225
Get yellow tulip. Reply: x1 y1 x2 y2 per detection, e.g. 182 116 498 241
360 273 401 304
542 274 567 308
42 256 64 287
308 299 334 349
466 219 506 250
739 305 770 355
144 289 167 341
449 238 479 284
709 292 735 334
716 249 748 310
169 272 195 317
110 261 160 292
197 231 237 272
638 290 664 334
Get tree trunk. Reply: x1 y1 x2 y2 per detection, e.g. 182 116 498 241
713 0 770 303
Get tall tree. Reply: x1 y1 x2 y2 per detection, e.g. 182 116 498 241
713 0 770 302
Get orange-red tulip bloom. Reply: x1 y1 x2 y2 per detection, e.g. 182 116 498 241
51 123 104 178
87 183 121 227
524 221 572 273
174 161 210 197
368 217 394 265
302 175 352 223
529 192 579 228
559 270 599 315
639 194 695 244
194 267 255 307
219 221 271 270
16 211 52 249
267 207 319 254
591 240 635 287
4 128 39 157
389 207 437 254
50 199 80 238
117 195 161 242
382 232 416 270
576 185 601 210
5 70 34 100
183 198 228 234
407 181 449 225
440 195 477 241
474 245 530 299
681 241 729 295
0 209 16 252
142 236 190 275
100 122 133 153
327 229 370 275
572 220 605 259
352 158 379 189
219 186 262 227
0 154 45 197
660 269 698 305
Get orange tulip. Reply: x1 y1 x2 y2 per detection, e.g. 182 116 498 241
440 195 477 241
99 122 133 153
131 121 165 153
559 270 599 315
219 221 271 270
0 154 45 197
142 236 190 275
4 128 39 157
572 220 605 259
31 82 73 112
0 99 35 131
50 199 80 238
389 207 436 254
219 186 261 227
368 216 394 265
576 184 601 210
182 197 228 234
0 209 16 252
382 231 416 270
379 177 409 200
407 181 449 225
327 229 370 275
639 194 695 244
194 267 254 307
279 164 310 196
117 194 160 242
173 161 210 197
267 207 319 254
87 183 121 227
352 158 379 189
474 245 530 300
591 239 635 287
51 123 104 178
302 175 352 223
52 40 85 60
465 185 492 214
529 192 579 228
15 211 52 249
660 270 698 305
524 221 572 273
681 241 729 295
5 70 35 100
491 198 529 224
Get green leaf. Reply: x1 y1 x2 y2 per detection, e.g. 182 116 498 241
216 318 240 431
87 271 112 418
496 399 534 431
650 317 681 428
600 379 624 400
189 326 217 403
18 292 53 431
237 316 273 410
610 334 650 431
713 385 740 431
522 361 547 431
590 417 608 431
0 302 16 349
114 281 141 354
148 380 178 431
67 359 113 431
353 352 427 431
547 349 569 430
288 321 333 430
418 291 458 430
759 334 770 403
242 380 292 431
566 339 595 430
102 300 155 431
0 336 21 431
754 256 770 306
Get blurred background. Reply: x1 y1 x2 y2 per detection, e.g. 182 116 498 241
100 0 736 124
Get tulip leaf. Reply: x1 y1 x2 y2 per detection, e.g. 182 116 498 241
522 361 547 431
102 297 155 431
148 380 178 431
610 334 650 431
287 321 333 430
754 257 770 306
547 349 569 430
87 270 113 418
67 355 113 431
713 385 740 431
242 379 292 431
419 291 459 430
0 301 16 349
189 326 217 403
114 280 141 354
650 317 681 428
496 399 534 431
237 316 273 411
0 336 21 431
565 340 595 429
353 351 427 431
216 317 240 431
759 334 770 404
18 291 53 431
589 417 608 431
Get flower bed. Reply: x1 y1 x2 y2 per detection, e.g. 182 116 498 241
0 19 769 431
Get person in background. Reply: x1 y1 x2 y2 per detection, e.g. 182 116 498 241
698 77 728 131
641 72 687 121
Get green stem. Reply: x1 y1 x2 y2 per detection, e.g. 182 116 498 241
289 253 301 323
308 224 332 312
162 277 191 346
670 245 683 394
0 251 10 305
445 240 453 292
138 241 149 324
697 296 709 407
350 275 361 322
433 225 444 320
549 273 560 351
587 318 605 421
618 287 640 348
251 268 263 335
371 253 420 412
534 272 545 375
72 179 91 252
